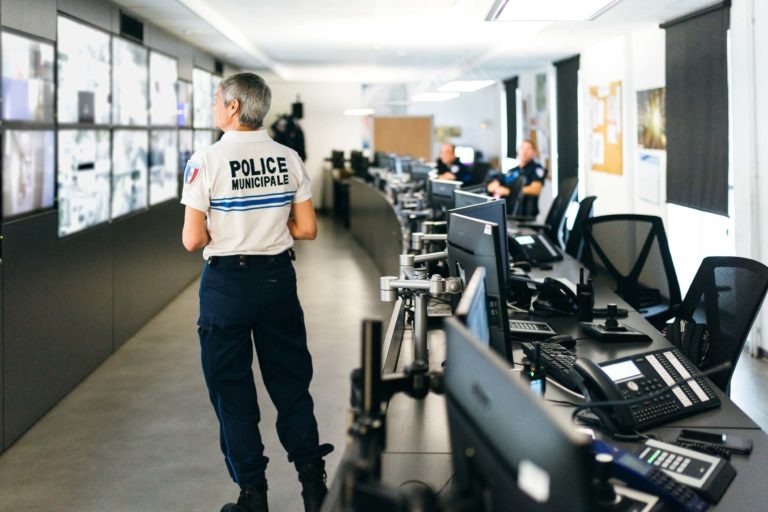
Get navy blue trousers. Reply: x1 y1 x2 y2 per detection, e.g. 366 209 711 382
197 252 331 486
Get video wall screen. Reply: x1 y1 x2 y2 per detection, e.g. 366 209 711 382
111 130 148 218
113 37 148 126
57 130 111 236
150 51 178 126
194 129 214 153
57 16 111 124
177 80 192 127
3 130 55 218
149 130 179 205
193 68 213 129
2 31 55 122
179 129 193 175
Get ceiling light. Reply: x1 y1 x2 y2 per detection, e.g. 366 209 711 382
411 92 460 102
488 0 622 22
438 80 496 93
344 108 375 116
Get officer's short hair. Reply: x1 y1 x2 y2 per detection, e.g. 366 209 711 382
219 73 272 129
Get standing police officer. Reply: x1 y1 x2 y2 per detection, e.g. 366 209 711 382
182 73 332 512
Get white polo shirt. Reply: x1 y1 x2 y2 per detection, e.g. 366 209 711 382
181 129 312 259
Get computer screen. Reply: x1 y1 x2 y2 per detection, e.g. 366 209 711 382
2 31 55 122
193 68 213 129
112 37 148 126
455 145 475 165
455 267 490 347
194 129 214 153
57 16 111 124
453 189 491 209
149 51 178 126
2 130 55 218
149 130 179 205
444 317 594 512
179 129 193 175
57 129 111 237
177 80 193 127
428 178 462 211
111 130 148 219
450 198 510 288
410 162 434 183
447 213 512 362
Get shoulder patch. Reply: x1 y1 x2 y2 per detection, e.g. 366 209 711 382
184 161 203 185
536 167 545 179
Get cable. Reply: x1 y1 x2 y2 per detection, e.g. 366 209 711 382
546 398 583 407
435 473 455 496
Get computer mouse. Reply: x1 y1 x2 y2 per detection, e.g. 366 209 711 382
544 334 577 349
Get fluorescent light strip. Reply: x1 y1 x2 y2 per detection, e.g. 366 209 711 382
438 80 496 93
490 0 622 21
411 92 460 102
344 108 375 116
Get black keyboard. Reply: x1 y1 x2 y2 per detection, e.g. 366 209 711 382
521 342 582 393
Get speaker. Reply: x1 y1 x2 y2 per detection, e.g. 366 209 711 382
214 60 224 76
119 12 144 43
291 101 304 119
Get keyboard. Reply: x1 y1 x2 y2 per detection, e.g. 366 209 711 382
521 342 581 392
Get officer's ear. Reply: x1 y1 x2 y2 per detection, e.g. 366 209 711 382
227 98 240 117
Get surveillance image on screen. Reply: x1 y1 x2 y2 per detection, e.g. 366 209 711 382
113 38 148 126
149 130 179 205
193 68 213 129
112 130 148 219
57 16 111 124
2 130 55 218
57 130 111 236
150 51 178 126
2 31 55 122
179 129 193 175
194 129 214 153
177 80 192 127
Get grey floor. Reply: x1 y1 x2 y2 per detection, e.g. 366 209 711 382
0 216 767 511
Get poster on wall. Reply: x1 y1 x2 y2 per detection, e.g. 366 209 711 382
637 87 666 150
589 81 623 175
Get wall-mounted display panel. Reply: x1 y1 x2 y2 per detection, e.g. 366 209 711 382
57 130 111 236
2 32 55 122
194 129 214 153
57 16 111 124
113 38 148 126
149 130 178 205
179 128 193 175
178 80 192 127
112 130 148 218
150 51 178 126
3 130 55 218
193 68 213 129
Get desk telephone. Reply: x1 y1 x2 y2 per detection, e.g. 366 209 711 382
509 276 577 314
573 348 721 433
508 231 562 264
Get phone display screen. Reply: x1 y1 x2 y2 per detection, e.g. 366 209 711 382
515 235 536 245
602 360 643 383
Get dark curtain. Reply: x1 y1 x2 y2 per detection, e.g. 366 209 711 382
503 77 518 158
555 55 580 186
663 3 730 215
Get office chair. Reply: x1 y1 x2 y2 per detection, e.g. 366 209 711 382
583 214 681 330
518 177 578 248
504 175 527 217
671 256 768 393
563 195 596 260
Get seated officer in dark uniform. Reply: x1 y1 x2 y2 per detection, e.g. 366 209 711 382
182 72 332 512
486 139 547 217
435 143 471 183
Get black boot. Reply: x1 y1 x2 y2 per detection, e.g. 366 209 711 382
297 459 328 512
220 481 268 512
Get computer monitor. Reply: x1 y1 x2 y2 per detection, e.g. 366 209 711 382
177 80 193 127
410 162 434 184
450 199 510 288
455 267 490 347
447 213 512 362
453 189 491 209
428 178 462 212
149 130 179 205
112 37 148 126
455 145 475 165
193 68 213 129
111 130 148 219
1 31 55 122
149 51 178 126
444 317 595 511
2 130 55 218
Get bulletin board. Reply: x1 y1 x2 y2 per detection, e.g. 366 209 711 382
373 116 433 161
589 81 623 175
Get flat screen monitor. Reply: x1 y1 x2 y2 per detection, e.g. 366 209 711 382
111 130 148 219
112 37 148 126
2 31 55 122
447 213 512 362
410 162 434 183
378 153 395 174
179 129 193 175
57 16 111 124
453 189 491 209
178 80 193 127
193 68 213 129
2 130 55 218
428 178 462 211
455 145 475 165
450 199 510 287
194 129 214 153
149 130 179 205
149 51 178 126
57 129 111 236
455 267 490 347
444 317 594 512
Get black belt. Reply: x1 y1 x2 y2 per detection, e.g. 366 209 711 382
207 249 295 268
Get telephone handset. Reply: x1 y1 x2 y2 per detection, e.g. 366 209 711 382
539 277 577 313
573 358 636 434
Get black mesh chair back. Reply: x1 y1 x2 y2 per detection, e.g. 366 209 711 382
583 214 681 330
673 256 768 393
564 196 596 260
505 175 526 216
544 177 579 247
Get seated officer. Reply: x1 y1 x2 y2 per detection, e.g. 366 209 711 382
486 139 547 217
435 143 471 183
